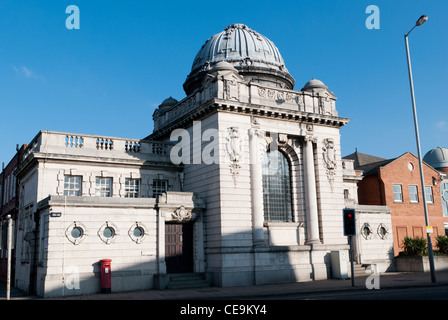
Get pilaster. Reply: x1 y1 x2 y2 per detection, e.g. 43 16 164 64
303 135 321 244
248 125 265 246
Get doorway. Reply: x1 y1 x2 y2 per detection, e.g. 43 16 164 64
165 222 194 273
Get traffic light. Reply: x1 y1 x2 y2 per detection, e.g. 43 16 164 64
343 209 356 236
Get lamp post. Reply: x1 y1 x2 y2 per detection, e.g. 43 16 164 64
404 15 436 284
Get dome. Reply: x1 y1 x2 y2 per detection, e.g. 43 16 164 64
301 78 335 97
158 97 178 112
183 23 295 95
212 61 238 71
423 147 448 169
302 78 327 91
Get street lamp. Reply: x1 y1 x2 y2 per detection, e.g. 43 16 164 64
404 15 436 284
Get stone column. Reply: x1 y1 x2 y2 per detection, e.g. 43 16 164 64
249 127 265 246
303 136 321 244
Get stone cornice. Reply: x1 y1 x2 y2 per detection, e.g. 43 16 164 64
148 98 350 140
31 152 178 168
38 195 157 211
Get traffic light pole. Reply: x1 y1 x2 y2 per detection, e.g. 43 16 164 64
349 236 355 287
343 209 356 287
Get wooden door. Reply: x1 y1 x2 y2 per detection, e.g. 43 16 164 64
165 223 193 273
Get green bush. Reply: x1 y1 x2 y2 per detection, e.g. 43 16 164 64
436 235 448 255
402 236 427 256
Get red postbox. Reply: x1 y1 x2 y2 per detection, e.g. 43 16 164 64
100 259 112 293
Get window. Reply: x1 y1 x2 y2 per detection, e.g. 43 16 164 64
71 226 84 239
103 227 115 239
409 185 419 203
133 227 144 238
152 179 168 198
64 176 82 196
95 177 112 197
125 178 140 198
361 223 372 239
1 222 7 250
378 224 388 239
393 184 403 202
262 149 292 222
425 186 434 203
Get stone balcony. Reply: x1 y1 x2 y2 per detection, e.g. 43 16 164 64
23 130 175 165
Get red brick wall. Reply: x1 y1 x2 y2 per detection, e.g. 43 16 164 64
357 175 383 205
358 153 448 256
381 153 446 255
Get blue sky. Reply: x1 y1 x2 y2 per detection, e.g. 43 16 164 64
0 0 447 165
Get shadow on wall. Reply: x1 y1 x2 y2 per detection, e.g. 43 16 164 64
36 230 345 298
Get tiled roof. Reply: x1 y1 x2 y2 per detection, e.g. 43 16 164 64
343 151 394 175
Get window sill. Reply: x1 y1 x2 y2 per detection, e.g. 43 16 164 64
264 221 303 228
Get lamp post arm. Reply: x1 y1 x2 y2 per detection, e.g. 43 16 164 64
405 25 416 37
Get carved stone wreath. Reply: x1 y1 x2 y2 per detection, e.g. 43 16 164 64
65 221 87 245
98 221 119 245
171 205 192 222
361 223 374 240
128 222 147 244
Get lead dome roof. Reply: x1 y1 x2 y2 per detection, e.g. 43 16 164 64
423 147 448 169
183 23 295 95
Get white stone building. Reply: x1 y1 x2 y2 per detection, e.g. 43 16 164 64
12 23 392 297
342 159 394 273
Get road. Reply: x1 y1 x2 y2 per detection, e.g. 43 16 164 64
262 285 448 300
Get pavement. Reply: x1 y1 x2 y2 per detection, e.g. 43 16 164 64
2 270 448 301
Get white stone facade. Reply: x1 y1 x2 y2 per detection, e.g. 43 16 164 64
342 159 394 272
14 131 205 297
150 40 351 287
12 24 397 297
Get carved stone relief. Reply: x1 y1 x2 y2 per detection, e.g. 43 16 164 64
171 205 192 222
224 79 239 101
226 127 242 185
322 138 337 191
158 192 205 224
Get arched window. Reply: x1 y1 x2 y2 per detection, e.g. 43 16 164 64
262 149 292 222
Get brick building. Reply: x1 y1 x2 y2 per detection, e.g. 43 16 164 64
0 145 27 283
344 151 447 256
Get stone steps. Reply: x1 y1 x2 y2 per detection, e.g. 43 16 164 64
353 264 368 277
167 273 212 290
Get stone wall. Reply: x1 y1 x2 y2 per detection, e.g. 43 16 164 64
35 196 158 298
